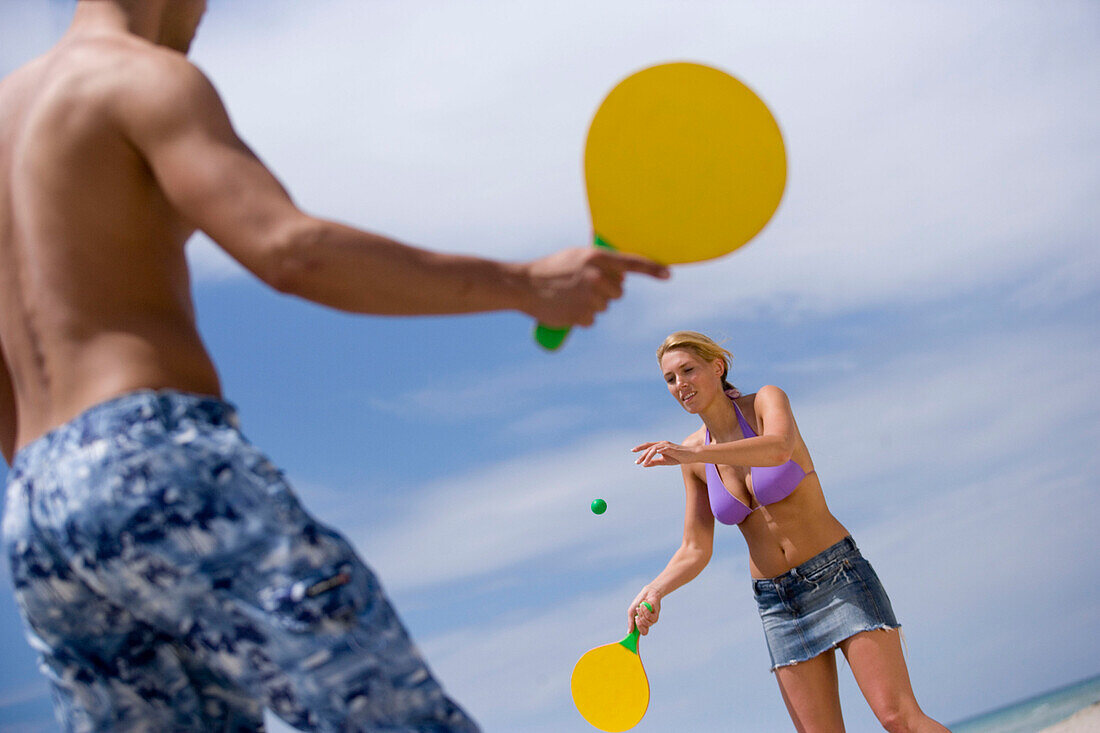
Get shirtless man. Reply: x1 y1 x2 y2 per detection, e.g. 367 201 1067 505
0 1 668 730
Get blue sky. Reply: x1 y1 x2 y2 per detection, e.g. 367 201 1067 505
2 1 1098 731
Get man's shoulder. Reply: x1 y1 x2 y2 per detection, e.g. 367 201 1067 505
59 36 224 146
88 36 211 106
56 34 210 109
5 35 209 125
0 53 52 112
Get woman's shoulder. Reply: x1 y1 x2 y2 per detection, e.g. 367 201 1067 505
749 385 790 406
738 386 793 427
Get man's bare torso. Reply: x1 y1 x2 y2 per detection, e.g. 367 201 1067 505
0 31 221 459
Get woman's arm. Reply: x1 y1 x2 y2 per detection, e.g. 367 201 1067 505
634 385 797 468
629 463 715 634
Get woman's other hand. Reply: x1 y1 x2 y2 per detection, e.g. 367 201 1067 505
632 440 694 466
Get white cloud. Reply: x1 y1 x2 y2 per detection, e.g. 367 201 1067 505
181 0 1099 330
9 3 1096 318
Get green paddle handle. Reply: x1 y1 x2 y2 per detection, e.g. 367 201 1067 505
534 322 569 350
533 234 615 351
620 601 654 653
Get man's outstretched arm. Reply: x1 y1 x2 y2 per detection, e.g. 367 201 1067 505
121 52 668 327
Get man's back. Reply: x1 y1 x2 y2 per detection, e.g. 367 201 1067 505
0 31 221 456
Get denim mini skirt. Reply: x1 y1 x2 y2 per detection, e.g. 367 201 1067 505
752 536 900 670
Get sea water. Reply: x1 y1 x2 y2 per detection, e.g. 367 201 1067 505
951 673 1100 733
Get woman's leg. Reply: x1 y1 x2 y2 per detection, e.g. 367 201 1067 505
839 629 949 732
774 648 846 733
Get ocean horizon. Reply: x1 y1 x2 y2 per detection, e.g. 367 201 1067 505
950 673 1100 733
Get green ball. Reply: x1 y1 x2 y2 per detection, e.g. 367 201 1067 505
591 498 607 515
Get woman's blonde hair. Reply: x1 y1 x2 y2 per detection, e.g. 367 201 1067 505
656 331 736 392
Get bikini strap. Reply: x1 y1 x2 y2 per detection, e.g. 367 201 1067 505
730 398 757 438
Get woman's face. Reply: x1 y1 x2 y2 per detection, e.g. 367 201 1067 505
660 348 724 413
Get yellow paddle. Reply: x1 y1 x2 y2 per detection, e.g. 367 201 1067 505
535 61 787 349
570 602 654 731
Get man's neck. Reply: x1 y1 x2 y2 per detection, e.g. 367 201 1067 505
69 1 164 45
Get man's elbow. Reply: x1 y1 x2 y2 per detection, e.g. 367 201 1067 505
257 216 326 295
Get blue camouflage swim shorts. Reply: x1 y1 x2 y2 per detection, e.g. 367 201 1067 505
2 389 479 732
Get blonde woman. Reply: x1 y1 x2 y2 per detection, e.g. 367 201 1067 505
629 331 947 732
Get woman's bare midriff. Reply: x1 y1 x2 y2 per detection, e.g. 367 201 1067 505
738 473 850 579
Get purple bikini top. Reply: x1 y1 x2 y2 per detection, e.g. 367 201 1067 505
704 400 807 525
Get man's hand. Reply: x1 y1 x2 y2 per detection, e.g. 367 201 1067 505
523 247 669 328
